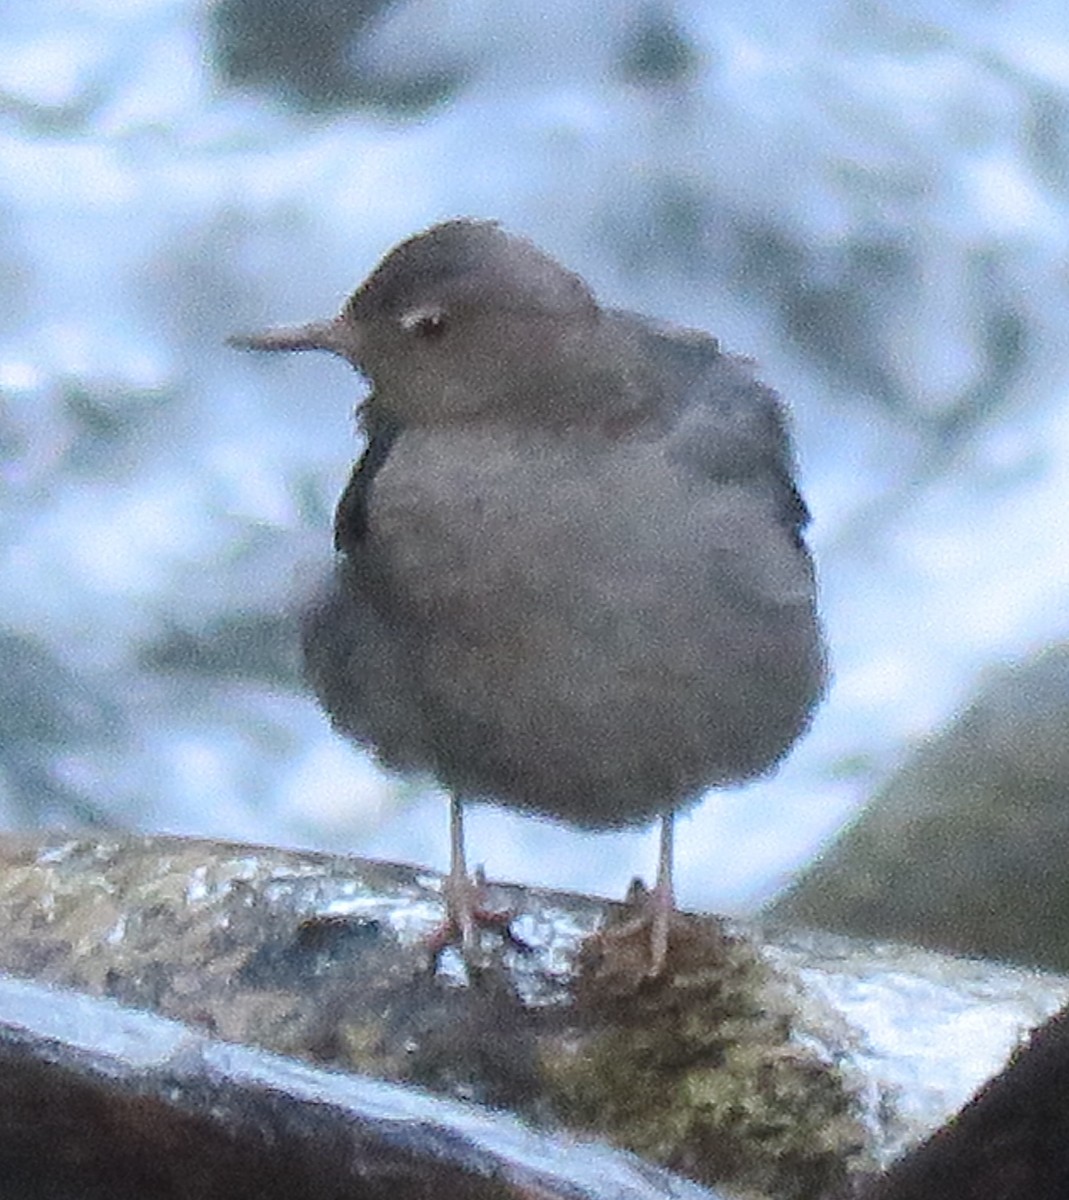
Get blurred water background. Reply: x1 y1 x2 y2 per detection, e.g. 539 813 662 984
2 0 1067 914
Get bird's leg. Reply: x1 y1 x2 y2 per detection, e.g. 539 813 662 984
445 792 479 956
649 811 675 975
428 793 529 967
589 811 680 977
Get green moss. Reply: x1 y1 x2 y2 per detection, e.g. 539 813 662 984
543 914 865 1200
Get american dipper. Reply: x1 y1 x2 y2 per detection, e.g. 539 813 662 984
231 220 825 972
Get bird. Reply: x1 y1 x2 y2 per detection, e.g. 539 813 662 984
230 219 825 974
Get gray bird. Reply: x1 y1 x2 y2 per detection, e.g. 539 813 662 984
231 219 825 972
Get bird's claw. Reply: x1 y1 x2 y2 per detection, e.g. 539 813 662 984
591 875 679 978
427 871 532 970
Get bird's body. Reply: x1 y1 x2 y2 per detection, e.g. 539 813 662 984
232 220 825 968
305 346 821 830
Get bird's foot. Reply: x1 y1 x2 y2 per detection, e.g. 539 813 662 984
589 876 684 978
427 866 530 969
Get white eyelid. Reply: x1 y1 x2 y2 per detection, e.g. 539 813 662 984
399 305 445 332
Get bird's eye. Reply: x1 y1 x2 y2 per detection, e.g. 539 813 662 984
400 307 448 339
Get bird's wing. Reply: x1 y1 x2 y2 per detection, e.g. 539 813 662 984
650 325 812 548
333 405 402 554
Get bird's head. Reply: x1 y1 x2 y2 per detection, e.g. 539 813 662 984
229 220 606 427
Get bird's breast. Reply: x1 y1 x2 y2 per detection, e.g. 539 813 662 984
331 426 823 821
363 426 815 669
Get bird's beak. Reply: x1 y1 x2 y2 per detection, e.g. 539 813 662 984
227 315 362 363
